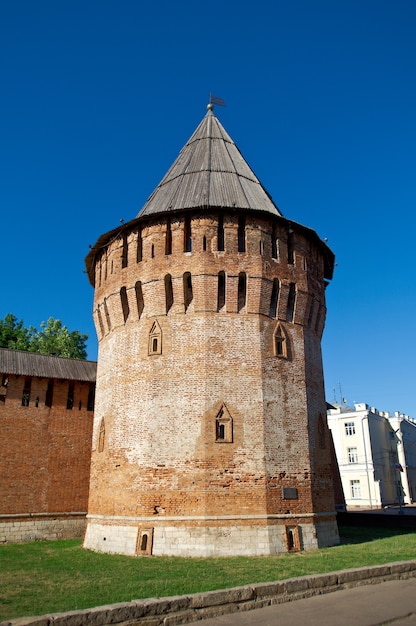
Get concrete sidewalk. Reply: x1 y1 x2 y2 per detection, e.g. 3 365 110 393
187 578 416 626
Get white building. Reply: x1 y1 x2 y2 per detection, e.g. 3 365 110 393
327 403 416 509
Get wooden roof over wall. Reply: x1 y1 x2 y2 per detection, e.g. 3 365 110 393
0 348 97 382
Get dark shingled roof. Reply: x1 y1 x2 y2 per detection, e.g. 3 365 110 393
0 348 97 382
138 105 283 218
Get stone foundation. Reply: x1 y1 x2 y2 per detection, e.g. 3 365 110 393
84 514 339 557
0 513 87 544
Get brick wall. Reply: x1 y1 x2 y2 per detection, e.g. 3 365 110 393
84 210 339 556
0 375 93 541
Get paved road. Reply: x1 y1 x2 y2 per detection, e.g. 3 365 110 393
187 579 416 626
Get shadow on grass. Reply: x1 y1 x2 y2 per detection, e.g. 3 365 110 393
338 525 414 545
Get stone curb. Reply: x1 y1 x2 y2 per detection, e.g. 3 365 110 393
2 560 416 626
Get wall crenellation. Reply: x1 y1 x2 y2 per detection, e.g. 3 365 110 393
92 212 327 342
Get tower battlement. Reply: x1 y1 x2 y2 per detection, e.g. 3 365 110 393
91 211 330 341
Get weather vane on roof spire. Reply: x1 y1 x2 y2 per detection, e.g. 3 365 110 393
208 93 226 110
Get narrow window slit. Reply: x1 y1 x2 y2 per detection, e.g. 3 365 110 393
218 271 226 311
218 214 225 251
165 219 172 255
184 215 192 252
165 274 173 313
238 215 246 252
135 281 144 319
286 283 296 322
238 272 247 312
120 286 129 323
269 278 280 318
183 272 193 311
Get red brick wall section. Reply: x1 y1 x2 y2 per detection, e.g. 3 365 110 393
0 376 93 515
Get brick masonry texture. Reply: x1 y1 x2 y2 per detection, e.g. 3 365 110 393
0 376 93 541
84 210 339 556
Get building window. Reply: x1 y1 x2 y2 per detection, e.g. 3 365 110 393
87 383 95 411
183 272 193 311
238 272 247 312
120 286 130 323
135 281 144 319
165 219 172 255
136 229 143 262
67 383 74 410
215 405 233 443
286 526 301 552
269 278 280 318
273 323 288 358
121 233 128 268
351 479 361 499
218 271 226 311
45 379 54 408
165 274 174 313
348 447 358 463
136 528 154 555
184 215 192 252
97 255 102 287
217 214 225 251
104 252 108 280
0 375 8 403
272 224 279 260
21 378 31 407
345 422 355 436
286 283 296 322
103 298 111 331
97 306 105 337
148 321 162 355
238 215 246 252
287 229 294 264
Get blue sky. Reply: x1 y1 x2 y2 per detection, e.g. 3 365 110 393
1 1 415 416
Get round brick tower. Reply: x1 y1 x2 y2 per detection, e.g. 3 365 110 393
83 104 339 556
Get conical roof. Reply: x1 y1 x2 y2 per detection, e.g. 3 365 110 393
138 105 283 218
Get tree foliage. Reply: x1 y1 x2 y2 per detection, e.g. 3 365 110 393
0 314 88 360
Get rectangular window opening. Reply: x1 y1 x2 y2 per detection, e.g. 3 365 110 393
22 378 31 407
67 382 74 410
45 380 54 408
348 447 358 463
345 422 356 436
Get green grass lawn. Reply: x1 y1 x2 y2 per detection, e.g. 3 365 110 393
1 526 416 621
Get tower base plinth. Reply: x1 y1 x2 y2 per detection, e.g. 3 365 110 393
83 515 339 557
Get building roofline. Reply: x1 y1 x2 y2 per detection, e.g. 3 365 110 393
0 348 97 382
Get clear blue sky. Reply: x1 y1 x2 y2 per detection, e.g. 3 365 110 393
1 1 415 416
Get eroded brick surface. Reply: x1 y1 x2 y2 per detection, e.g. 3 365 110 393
84 211 339 556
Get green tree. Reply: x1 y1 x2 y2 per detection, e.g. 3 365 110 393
28 318 88 359
0 314 88 359
0 314 30 351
